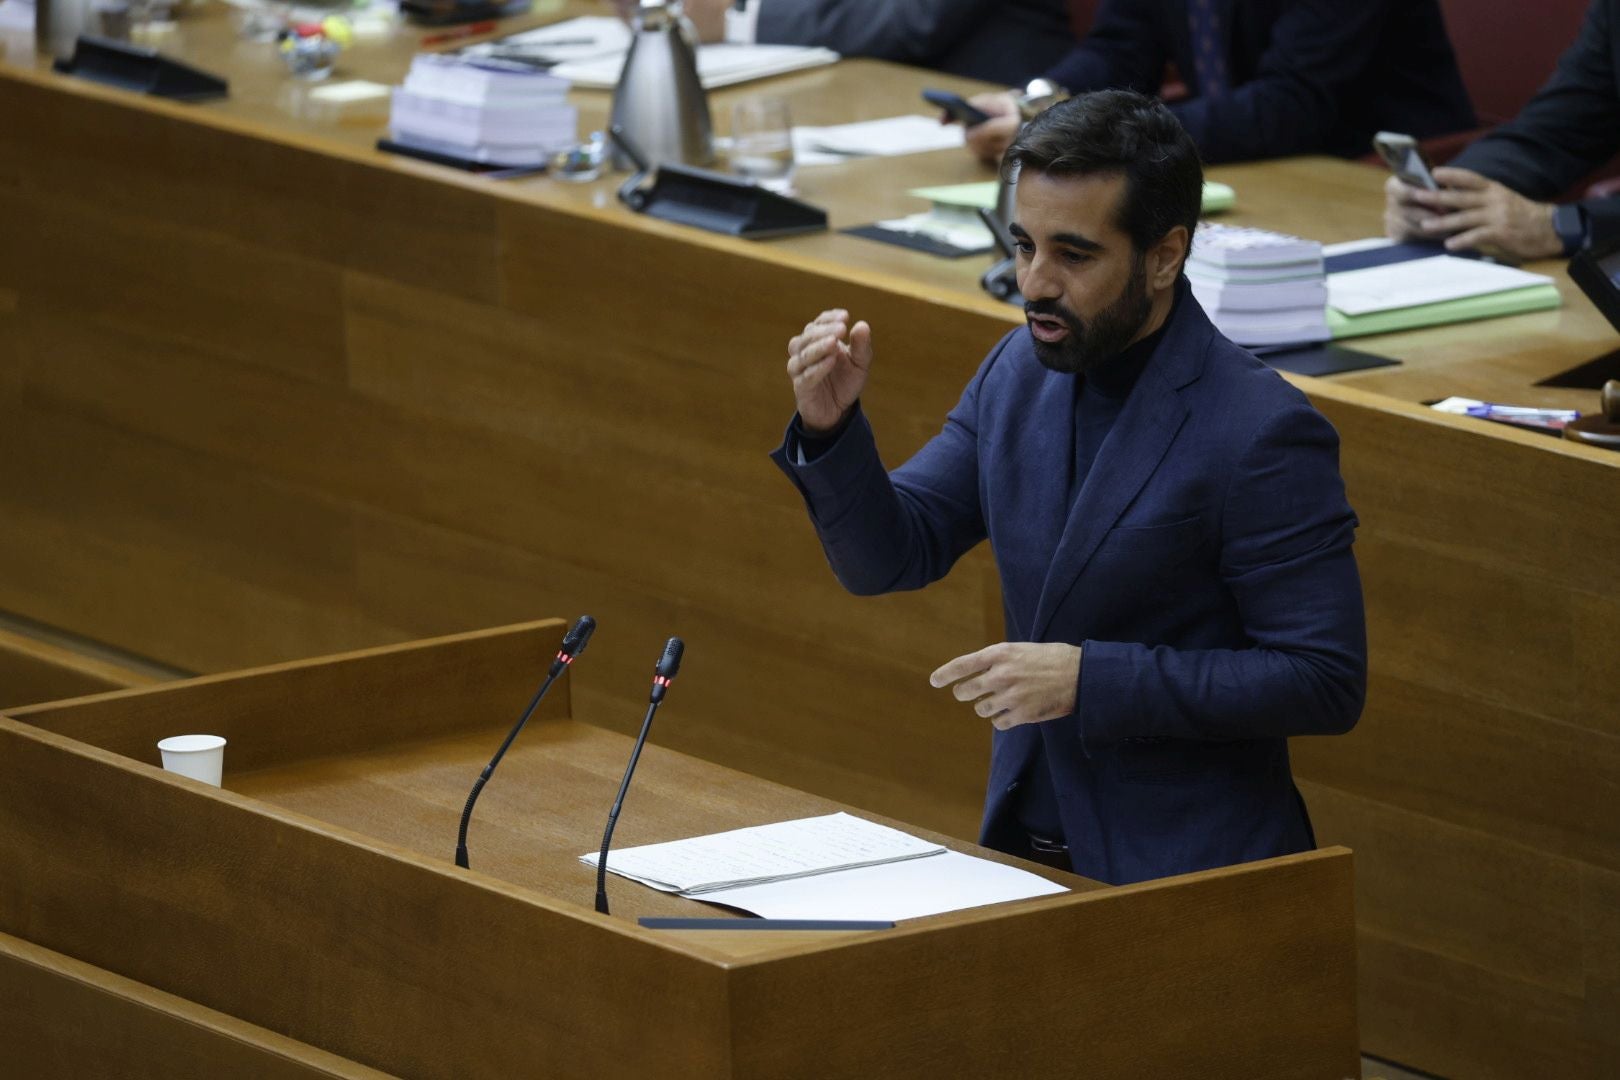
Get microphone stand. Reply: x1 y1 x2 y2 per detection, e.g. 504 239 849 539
455 616 595 870
595 636 683 916
594 700 659 915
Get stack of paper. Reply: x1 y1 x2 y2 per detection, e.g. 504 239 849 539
1188 224 1330 347
389 55 577 166
1324 248 1560 338
582 811 1067 920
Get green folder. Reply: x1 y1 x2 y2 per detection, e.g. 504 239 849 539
907 180 1237 215
1200 181 1236 214
1326 283 1562 339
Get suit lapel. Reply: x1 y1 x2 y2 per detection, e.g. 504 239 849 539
1028 286 1212 642
1030 370 1188 641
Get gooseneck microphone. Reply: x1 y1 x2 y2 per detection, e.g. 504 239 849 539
595 637 684 915
455 615 596 870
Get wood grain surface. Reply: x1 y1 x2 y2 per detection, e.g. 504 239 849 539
1 5 1616 1076
0 932 398 1079
0 625 1357 1078
0 626 161 709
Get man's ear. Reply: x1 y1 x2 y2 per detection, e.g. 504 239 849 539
1149 225 1190 289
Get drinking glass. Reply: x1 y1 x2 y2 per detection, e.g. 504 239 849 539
730 96 796 194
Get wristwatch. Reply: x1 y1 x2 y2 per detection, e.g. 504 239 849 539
1553 203 1589 256
1015 78 1069 122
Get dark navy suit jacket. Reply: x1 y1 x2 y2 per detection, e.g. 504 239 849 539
1044 0 1475 162
756 0 1075 86
772 287 1366 885
1452 0 1620 250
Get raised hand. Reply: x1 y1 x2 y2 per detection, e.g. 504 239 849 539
785 309 873 436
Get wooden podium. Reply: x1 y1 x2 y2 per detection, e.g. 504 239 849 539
0 620 1358 1078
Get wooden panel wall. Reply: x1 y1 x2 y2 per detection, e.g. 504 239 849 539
2 51 1618 1080
0 629 1359 1079
1295 382 1620 1078
0 718 738 1080
0 72 1009 842
0 932 393 1079
732 851 1358 1079
0 626 161 709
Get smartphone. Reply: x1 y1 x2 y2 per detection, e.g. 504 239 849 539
923 88 991 127
1372 131 1438 191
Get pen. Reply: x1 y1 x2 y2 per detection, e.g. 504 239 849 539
506 37 598 47
420 20 498 46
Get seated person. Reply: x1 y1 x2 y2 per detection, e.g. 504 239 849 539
614 0 1077 86
1385 0 1620 262
963 0 1475 165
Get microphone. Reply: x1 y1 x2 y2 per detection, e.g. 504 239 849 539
650 635 682 703
454 615 596 870
595 636 684 915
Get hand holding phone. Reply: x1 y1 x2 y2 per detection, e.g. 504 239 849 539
1373 131 1438 191
923 88 991 127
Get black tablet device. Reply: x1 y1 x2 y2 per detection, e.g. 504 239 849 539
1569 236 1620 333
1544 237 1620 387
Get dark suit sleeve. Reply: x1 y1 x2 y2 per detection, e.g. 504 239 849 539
1041 0 1168 95
755 0 995 63
1075 402 1367 743
1169 0 1402 162
1451 0 1620 247
769 345 1007 597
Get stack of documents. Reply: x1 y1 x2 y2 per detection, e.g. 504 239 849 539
582 812 1066 921
1189 223 1330 347
389 54 577 166
1323 241 1561 338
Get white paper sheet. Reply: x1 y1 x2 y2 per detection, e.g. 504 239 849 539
871 211 995 253
551 42 838 91
1327 254 1553 316
580 812 944 894
698 850 1068 921
796 115 965 159
465 16 631 64
1321 236 1395 258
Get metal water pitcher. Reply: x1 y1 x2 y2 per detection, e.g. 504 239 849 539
36 0 95 59
609 0 715 170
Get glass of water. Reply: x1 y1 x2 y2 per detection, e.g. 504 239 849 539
730 97 796 194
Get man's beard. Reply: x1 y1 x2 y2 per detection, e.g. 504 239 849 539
1025 256 1152 375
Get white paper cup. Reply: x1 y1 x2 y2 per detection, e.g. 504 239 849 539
156 734 227 787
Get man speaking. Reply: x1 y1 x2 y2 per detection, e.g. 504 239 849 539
771 91 1367 886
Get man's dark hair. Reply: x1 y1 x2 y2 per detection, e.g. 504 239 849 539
1002 89 1203 258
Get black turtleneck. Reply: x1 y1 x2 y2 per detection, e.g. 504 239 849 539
1015 298 1174 846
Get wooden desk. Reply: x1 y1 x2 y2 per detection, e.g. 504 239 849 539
0 625 161 707
0 620 1359 1078
0 7 1615 1077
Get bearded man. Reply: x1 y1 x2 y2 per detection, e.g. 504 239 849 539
771 90 1367 885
